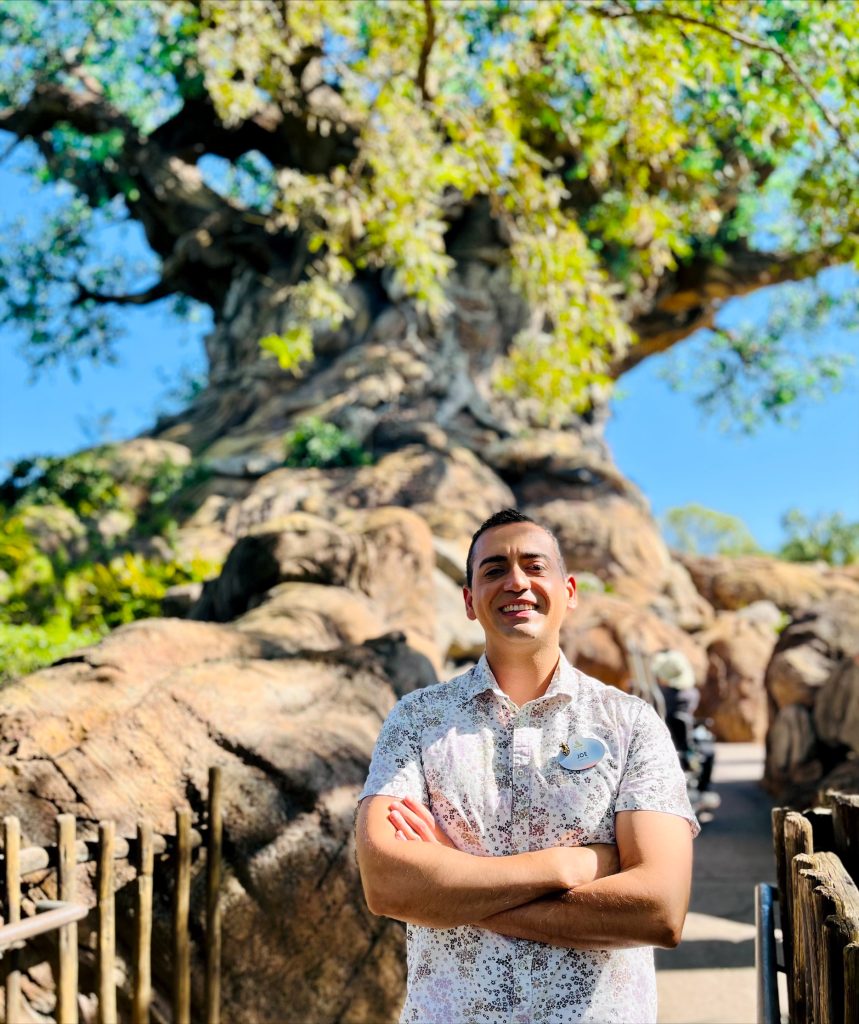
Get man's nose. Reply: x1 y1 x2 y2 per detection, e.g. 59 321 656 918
503 565 529 589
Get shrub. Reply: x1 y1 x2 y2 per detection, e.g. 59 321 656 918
283 417 371 469
777 509 859 565
0 620 105 685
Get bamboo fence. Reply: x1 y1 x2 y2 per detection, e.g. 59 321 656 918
0 766 223 1024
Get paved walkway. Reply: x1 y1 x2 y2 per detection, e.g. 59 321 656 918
656 743 777 1024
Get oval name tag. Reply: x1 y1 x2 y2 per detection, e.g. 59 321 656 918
560 736 606 771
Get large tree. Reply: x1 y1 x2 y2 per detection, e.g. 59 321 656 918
1 0 856 446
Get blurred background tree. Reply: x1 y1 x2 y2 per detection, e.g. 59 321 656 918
0 0 856 430
662 503 762 556
777 508 859 565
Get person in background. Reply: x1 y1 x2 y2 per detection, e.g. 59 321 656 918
651 648 715 799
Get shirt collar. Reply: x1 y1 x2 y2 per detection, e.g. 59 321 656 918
463 651 579 704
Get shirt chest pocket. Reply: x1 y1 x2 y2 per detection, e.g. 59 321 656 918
535 756 618 844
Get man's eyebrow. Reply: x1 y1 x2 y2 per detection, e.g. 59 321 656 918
477 552 550 568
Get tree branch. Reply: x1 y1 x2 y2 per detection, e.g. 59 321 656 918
0 76 305 312
591 2 858 166
416 0 437 103
71 277 176 308
615 242 843 377
0 80 139 142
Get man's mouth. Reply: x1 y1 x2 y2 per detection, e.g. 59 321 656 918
499 602 537 614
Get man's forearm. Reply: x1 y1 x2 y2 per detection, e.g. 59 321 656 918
363 845 554 926
360 841 605 928
478 865 688 950
357 797 615 928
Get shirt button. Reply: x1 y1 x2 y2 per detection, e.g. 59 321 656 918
516 768 525 777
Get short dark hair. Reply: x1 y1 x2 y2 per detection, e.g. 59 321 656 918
465 508 566 587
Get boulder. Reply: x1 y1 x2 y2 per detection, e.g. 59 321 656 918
560 593 707 691
530 496 670 584
697 607 780 742
235 582 387 651
679 553 859 613
433 569 485 663
482 433 641 508
814 655 859 755
523 496 713 631
222 446 514 545
766 590 859 710
0 618 434 1023
191 507 441 671
764 703 823 798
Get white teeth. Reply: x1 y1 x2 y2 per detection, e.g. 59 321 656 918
501 603 535 612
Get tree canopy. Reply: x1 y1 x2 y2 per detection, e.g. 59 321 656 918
0 0 856 426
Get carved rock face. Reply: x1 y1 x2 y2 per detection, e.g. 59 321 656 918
679 554 859 614
697 607 781 742
0 619 429 1024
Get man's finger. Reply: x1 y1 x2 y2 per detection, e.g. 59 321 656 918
388 809 422 841
403 796 437 828
393 806 436 842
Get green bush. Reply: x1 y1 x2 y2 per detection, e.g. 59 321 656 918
0 448 222 686
283 417 371 469
0 449 124 518
0 620 105 685
777 509 859 566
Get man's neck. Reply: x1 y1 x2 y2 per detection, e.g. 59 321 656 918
484 642 562 707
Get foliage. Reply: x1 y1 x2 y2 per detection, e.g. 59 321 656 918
0 1 857 424
0 620 105 685
0 449 212 539
283 417 371 469
777 509 859 565
0 448 124 517
662 503 761 556
662 275 857 433
0 446 220 683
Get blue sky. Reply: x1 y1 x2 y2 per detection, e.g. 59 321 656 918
1 159 857 552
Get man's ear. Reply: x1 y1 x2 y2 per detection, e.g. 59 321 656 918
463 586 477 621
566 575 577 610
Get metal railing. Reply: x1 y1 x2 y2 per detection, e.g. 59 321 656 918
755 882 780 1024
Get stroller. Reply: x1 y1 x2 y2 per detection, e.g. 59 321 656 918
627 646 720 820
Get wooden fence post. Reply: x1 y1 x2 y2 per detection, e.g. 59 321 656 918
829 791 859 885
793 851 859 1024
784 810 814 1023
3 816 22 1024
172 809 192 1024
206 767 223 1024
133 821 154 1024
56 813 79 1024
97 820 117 1024
845 942 859 1024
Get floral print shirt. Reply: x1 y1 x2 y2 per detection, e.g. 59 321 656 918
360 653 700 1024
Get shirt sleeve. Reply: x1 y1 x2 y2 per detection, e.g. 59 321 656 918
359 693 429 804
615 701 701 837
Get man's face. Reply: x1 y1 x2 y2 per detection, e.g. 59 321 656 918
463 522 576 648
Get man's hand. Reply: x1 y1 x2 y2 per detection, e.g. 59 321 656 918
386 797 457 847
386 798 620 889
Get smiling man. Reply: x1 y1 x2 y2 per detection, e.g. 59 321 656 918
356 508 699 1024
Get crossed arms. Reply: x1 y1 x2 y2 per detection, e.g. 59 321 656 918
355 795 692 950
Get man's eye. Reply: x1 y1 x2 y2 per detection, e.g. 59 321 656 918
528 563 547 572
